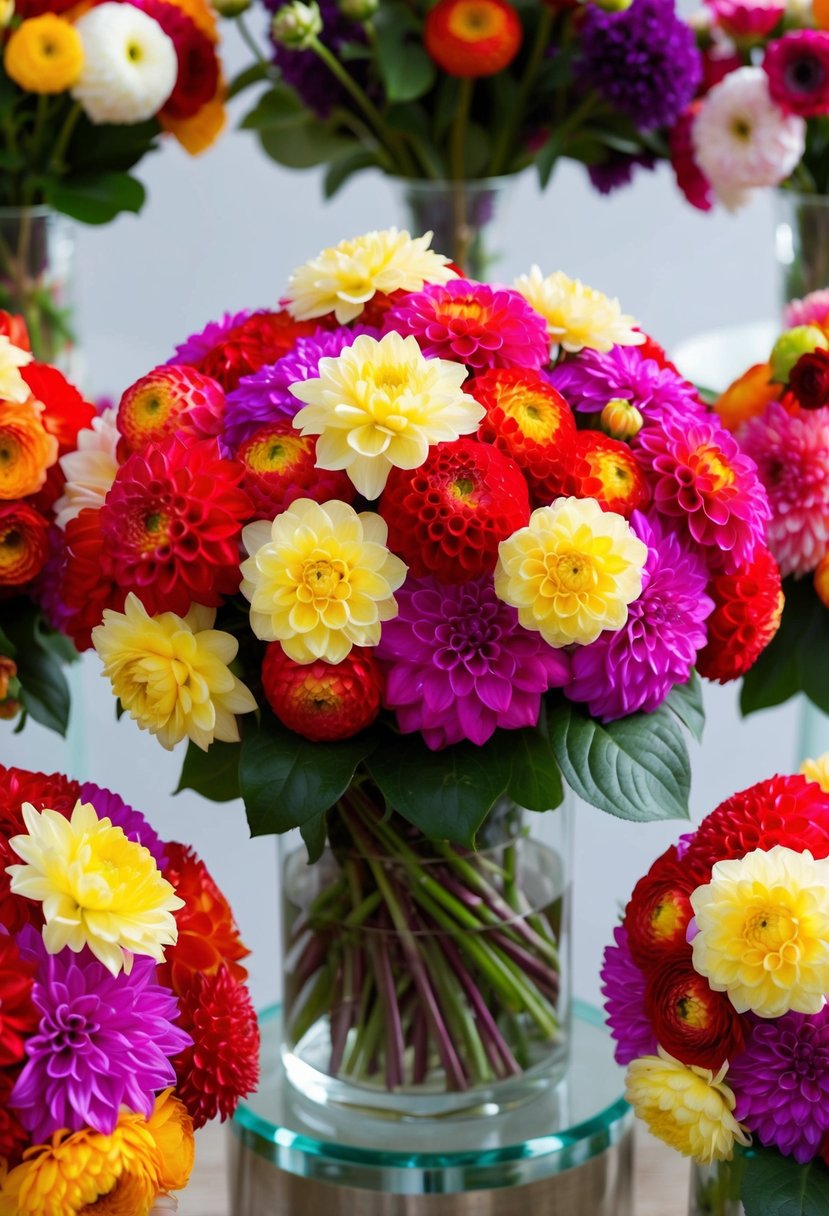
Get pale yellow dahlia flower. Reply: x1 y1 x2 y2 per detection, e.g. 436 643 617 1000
0 333 32 404
513 267 644 353
494 496 647 648
284 228 456 324
625 1050 750 1165
54 406 120 529
240 497 406 663
800 753 829 794
690 844 829 1018
6 800 183 976
92 594 257 751
290 331 483 499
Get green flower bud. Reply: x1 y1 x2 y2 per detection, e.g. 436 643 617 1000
770 325 829 384
271 0 322 49
592 0 633 10
212 0 251 16
338 0 377 19
600 397 644 440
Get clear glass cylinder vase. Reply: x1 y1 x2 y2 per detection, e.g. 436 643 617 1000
775 190 829 307
0 207 76 368
280 791 572 1118
390 176 517 279
689 1159 745 1216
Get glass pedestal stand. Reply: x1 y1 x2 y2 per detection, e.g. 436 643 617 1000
229 1001 632 1215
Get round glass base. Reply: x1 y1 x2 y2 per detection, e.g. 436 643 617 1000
229 1001 632 1214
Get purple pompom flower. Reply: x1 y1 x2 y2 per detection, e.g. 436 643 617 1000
579 0 701 130
79 781 167 869
588 152 656 195
383 280 550 372
376 575 570 750
549 344 705 427
11 929 190 1143
223 326 377 452
729 1009 829 1163
601 925 657 1065
566 512 713 721
169 310 251 369
266 0 369 118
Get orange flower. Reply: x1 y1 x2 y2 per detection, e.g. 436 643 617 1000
163 0 218 41
0 399 58 499
715 363 781 432
424 0 522 77
160 79 226 154
0 314 30 352
0 502 49 586
20 363 95 454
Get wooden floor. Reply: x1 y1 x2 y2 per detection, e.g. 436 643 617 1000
182 1121 690 1215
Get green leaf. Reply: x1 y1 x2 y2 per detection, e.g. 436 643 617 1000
299 813 329 863
0 623 14 658
67 117 160 173
742 1150 829 1216
365 733 511 847
373 2 435 103
535 128 566 190
44 172 145 225
258 120 353 169
505 727 564 813
239 711 375 838
18 644 71 735
741 577 829 715
664 672 705 744
548 700 691 822
324 148 381 198
240 83 306 131
176 740 241 803
34 616 78 666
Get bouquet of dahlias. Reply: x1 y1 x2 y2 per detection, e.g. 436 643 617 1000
0 763 259 1216
46 227 778 1101
603 766 829 1215
0 312 98 732
712 294 829 718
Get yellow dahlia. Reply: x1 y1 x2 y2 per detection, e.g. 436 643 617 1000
92 594 257 751
284 228 457 324
512 266 644 353
240 497 406 663
3 14 84 93
800 753 829 794
0 335 32 405
146 1091 194 1194
7 800 183 975
690 845 829 1018
290 331 484 499
0 1110 163 1216
625 1050 750 1165
494 495 647 648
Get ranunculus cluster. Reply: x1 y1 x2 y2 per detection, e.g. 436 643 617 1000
0 764 258 1210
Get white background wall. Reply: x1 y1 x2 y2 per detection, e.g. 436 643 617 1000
0 22 810 1009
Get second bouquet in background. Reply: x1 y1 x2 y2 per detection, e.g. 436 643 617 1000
47 228 778 1115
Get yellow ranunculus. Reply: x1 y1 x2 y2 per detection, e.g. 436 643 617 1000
146 1090 195 1193
4 14 84 93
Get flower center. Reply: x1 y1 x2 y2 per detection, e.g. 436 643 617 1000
692 445 734 491
650 896 685 941
450 474 476 503
787 57 824 94
449 0 500 39
551 551 595 593
675 991 709 1030
731 116 752 142
744 905 797 957
126 40 143 62
301 558 344 601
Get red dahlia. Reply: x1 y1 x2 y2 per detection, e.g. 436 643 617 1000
61 508 126 651
696 544 783 683
424 0 523 77
562 430 650 518
623 845 706 972
0 1071 28 1167
158 843 250 998
236 420 354 520
20 363 95 453
0 312 30 350
173 965 260 1128
262 645 383 741
117 364 225 455
471 368 576 506
645 950 744 1070
379 437 529 582
0 764 81 826
683 774 829 874
197 311 318 391
99 436 252 617
133 0 219 119
0 503 49 587
0 934 37 1069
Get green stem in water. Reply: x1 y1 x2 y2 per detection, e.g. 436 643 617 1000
450 77 473 183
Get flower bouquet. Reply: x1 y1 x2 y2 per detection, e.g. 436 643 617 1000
0 0 225 361
229 0 701 271
47 227 777 1112
603 765 829 1216
0 312 98 732
0 762 259 1215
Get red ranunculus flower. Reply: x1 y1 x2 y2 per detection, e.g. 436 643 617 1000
424 0 522 77
20 363 95 453
198 311 319 391
0 763 81 826
669 104 713 213
60 508 126 652
696 544 783 683
788 348 829 409
0 1071 29 1167
562 430 650 518
0 312 30 351
0 934 37 1069
645 950 744 1070
262 645 384 741
624 845 707 971
0 503 50 587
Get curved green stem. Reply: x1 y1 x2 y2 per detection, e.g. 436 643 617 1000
451 77 473 183
49 102 82 174
236 11 269 65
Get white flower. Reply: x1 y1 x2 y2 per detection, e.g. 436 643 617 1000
71 2 177 125
54 407 120 530
692 66 805 211
0 334 32 404
271 0 322 48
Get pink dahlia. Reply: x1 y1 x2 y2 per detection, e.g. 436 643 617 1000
764 31 829 118
565 511 713 721
739 400 829 576
600 925 657 1066
785 290 829 329
99 435 252 616
376 576 570 750
383 280 549 372
707 0 784 39
635 413 770 571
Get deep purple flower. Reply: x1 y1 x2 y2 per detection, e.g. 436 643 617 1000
79 781 167 869
266 0 369 118
169 310 251 369
579 0 701 130
729 1009 829 1163
32 524 72 634
11 929 189 1143
548 343 705 427
588 152 656 195
601 925 657 1065
223 325 377 452
566 512 713 721
376 575 570 751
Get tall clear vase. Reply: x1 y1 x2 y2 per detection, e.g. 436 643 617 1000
390 176 518 279
775 190 829 306
689 1159 745 1216
0 207 76 369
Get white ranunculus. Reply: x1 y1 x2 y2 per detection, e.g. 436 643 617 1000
71 2 177 125
54 407 120 530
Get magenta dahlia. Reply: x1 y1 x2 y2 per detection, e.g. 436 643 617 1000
376 575 570 750
739 400 829 576
383 280 549 372
565 511 713 721
635 413 770 570
764 31 829 118
549 344 705 426
600 925 657 1066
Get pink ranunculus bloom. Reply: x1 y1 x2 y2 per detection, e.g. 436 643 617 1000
707 0 784 40
785 289 829 330
764 31 829 118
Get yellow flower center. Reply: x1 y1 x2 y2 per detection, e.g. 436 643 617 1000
449 0 501 39
743 905 798 963
78 1173 146 1216
651 897 685 941
300 557 346 602
551 551 595 594
694 446 735 490
127 40 143 61
731 116 752 142
676 993 709 1030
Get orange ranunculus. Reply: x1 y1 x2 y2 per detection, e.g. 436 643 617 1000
160 80 226 155
0 399 58 499
0 502 49 586
715 362 781 432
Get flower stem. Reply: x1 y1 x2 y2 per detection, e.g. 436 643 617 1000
489 4 553 176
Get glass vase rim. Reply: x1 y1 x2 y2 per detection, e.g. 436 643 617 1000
390 173 522 192
0 204 61 219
